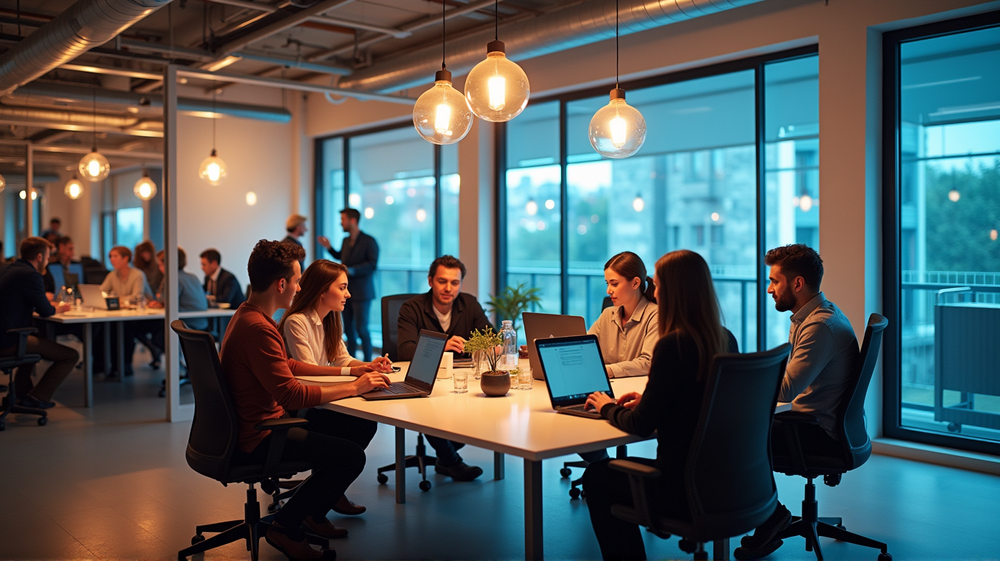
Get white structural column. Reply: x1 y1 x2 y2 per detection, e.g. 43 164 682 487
25 144 33 235
458 118 495 299
163 64 187 422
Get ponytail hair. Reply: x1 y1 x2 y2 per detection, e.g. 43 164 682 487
605 251 656 303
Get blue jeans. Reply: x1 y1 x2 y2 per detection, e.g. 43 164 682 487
342 298 372 361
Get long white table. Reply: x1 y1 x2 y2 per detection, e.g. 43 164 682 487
35 307 236 407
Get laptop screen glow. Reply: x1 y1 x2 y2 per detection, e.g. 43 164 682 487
407 332 447 385
537 337 611 401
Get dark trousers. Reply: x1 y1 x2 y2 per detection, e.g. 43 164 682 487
771 418 841 459
1 336 79 402
582 457 656 561
239 409 377 528
342 298 372 361
425 435 466 466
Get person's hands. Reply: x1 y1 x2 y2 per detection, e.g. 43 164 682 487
369 356 394 373
56 302 72 313
616 392 642 410
148 301 164 308
352 372 391 394
445 336 466 354
586 391 615 413
317 236 332 249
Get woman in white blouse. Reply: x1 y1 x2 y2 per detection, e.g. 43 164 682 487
278 259 392 521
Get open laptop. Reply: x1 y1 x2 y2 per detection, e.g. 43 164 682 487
78 284 114 310
362 329 447 400
522 312 587 380
535 334 615 419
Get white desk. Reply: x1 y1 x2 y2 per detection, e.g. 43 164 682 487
36 308 235 407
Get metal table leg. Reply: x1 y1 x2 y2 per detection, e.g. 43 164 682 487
494 452 505 480
82 323 93 408
395 427 406 504
714 537 730 560
524 458 543 560
115 322 124 382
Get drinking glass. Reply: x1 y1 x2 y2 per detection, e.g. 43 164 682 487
453 368 468 393
517 366 533 390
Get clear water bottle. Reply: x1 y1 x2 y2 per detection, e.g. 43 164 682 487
499 319 518 376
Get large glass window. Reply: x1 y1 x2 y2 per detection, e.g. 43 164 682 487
502 50 818 354
886 16 1000 453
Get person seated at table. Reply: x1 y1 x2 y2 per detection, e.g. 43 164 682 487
579 251 661 465
134 240 162 294
0 237 77 410
143 247 209 366
199 248 246 309
581 250 739 561
96 246 154 377
279 259 393 516
43 236 83 295
397 255 493 482
222 239 391 559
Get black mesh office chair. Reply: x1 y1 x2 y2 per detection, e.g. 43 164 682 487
772 314 891 561
610 344 791 560
374 293 437 492
170 321 319 560
0 328 47 430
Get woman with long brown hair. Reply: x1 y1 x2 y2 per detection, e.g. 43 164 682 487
134 240 161 292
581 250 739 560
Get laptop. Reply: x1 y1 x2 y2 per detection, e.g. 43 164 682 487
522 312 587 380
362 330 447 400
535 334 615 419
78 284 115 310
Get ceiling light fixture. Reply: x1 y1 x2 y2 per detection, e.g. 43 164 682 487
79 89 111 182
632 193 644 212
133 167 157 201
412 0 473 145
199 90 228 185
0 173 5 194
64 175 84 199
464 0 529 123
588 0 646 159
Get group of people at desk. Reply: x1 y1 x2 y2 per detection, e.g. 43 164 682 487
215 234 857 561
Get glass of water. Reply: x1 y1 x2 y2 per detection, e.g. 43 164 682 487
453 367 468 393
517 366 533 390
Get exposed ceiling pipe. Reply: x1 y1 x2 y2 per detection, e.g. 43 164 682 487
230 50 352 75
0 104 153 129
338 0 767 93
178 67 416 105
9 82 293 122
213 0 357 59
204 0 410 38
0 139 163 159
0 0 175 97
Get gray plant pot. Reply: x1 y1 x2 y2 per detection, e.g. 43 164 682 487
480 371 510 397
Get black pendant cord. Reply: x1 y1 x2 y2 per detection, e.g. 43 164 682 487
495 0 498 41
92 89 98 151
441 0 446 71
212 89 217 151
615 0 619 89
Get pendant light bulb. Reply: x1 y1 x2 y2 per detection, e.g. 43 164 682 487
465 41 530 122
199 149 228 186
589 89 646 159
413 69 473 145
64 175 85 200
134 170 157 201
0 172 5 194
79 149 111 182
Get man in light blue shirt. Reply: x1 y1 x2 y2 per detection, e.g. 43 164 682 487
144 247 209 365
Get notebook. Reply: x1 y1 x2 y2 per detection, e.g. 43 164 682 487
522 312 587 380
535 334 615 419
362 330 447 400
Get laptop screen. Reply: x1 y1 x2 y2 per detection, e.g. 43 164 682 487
406 330 448 386
536 335 612 402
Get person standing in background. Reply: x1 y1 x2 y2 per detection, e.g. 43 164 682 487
317 208 379 361
284 214 308 271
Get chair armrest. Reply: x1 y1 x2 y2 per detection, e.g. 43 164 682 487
775 411 820 424
609 459 662 478
5 328 38 359
256 418 309 477
609 460 662 528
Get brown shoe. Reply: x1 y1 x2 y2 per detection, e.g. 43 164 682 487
265 524 336 560
331 495 366 516
302 515 349 539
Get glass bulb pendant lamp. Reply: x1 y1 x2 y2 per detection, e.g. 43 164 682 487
79 147 111 182
0 172 6 194
589 88 646 158
413 68 473 145
134 170 157 200
466 40 530 122
199 149 228 186
64 175 85 199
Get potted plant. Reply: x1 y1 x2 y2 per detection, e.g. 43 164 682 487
486 282 542 332
464 327 510 397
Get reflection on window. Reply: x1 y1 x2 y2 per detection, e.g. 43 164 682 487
116 208 144 253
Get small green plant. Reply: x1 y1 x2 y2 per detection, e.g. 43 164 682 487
464 327 503 373
487 283 542 332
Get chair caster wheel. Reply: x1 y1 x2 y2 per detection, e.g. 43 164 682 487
878 553 892 561
267 503 278 513
0 420 5 431
560 467 572 477
678 538 699 554
419 480 432 492
569 487 581 500
191 534 205 545
377 473 388 484
38 416 47 426
158 388 166 398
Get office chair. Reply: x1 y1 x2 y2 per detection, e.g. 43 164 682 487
0 328 48 431
374 293 437 492
609 344 791 561
772 314 891 561
562 294 620 499
170 321 321 560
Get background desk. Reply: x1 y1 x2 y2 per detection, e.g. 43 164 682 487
36 308 235 407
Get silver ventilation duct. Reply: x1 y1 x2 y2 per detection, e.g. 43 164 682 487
0 105 162 137
0 0 174 97
338 0 766 93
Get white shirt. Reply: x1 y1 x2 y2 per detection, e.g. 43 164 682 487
587 296 660 378
282 308 353 367
433 305 452 333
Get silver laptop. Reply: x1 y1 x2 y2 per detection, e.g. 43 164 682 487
535 334 615 419
522 312 587 380
362 330 447 400
78 284 114 310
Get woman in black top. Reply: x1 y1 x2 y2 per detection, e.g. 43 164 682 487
582 249 738 560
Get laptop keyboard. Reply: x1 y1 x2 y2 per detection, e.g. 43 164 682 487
379 383 419 395
563 404 593 413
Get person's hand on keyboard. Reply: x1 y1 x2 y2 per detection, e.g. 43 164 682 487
585 391 614 414
352 372 391 395
616 392 642 410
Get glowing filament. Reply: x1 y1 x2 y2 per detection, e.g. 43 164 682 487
434 103 452 136
488 75 506 111
206 162 221 183
610 115 627 149
87 159 101 177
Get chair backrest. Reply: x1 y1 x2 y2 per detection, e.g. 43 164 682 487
836 313 887 469
83 266 109 284
685 343 791 539
602 296 613 310
381 294 419 362
170 320 239 481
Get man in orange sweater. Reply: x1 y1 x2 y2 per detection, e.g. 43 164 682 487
221 239 391 560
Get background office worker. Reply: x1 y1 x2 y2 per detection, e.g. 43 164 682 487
317 208 379 361
734 244 860 560
222 240 390 559
199 248 246 309
0 237 76 409
98 246 154 377
397 255 493 482
283 214 308 271
582 250 739 561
